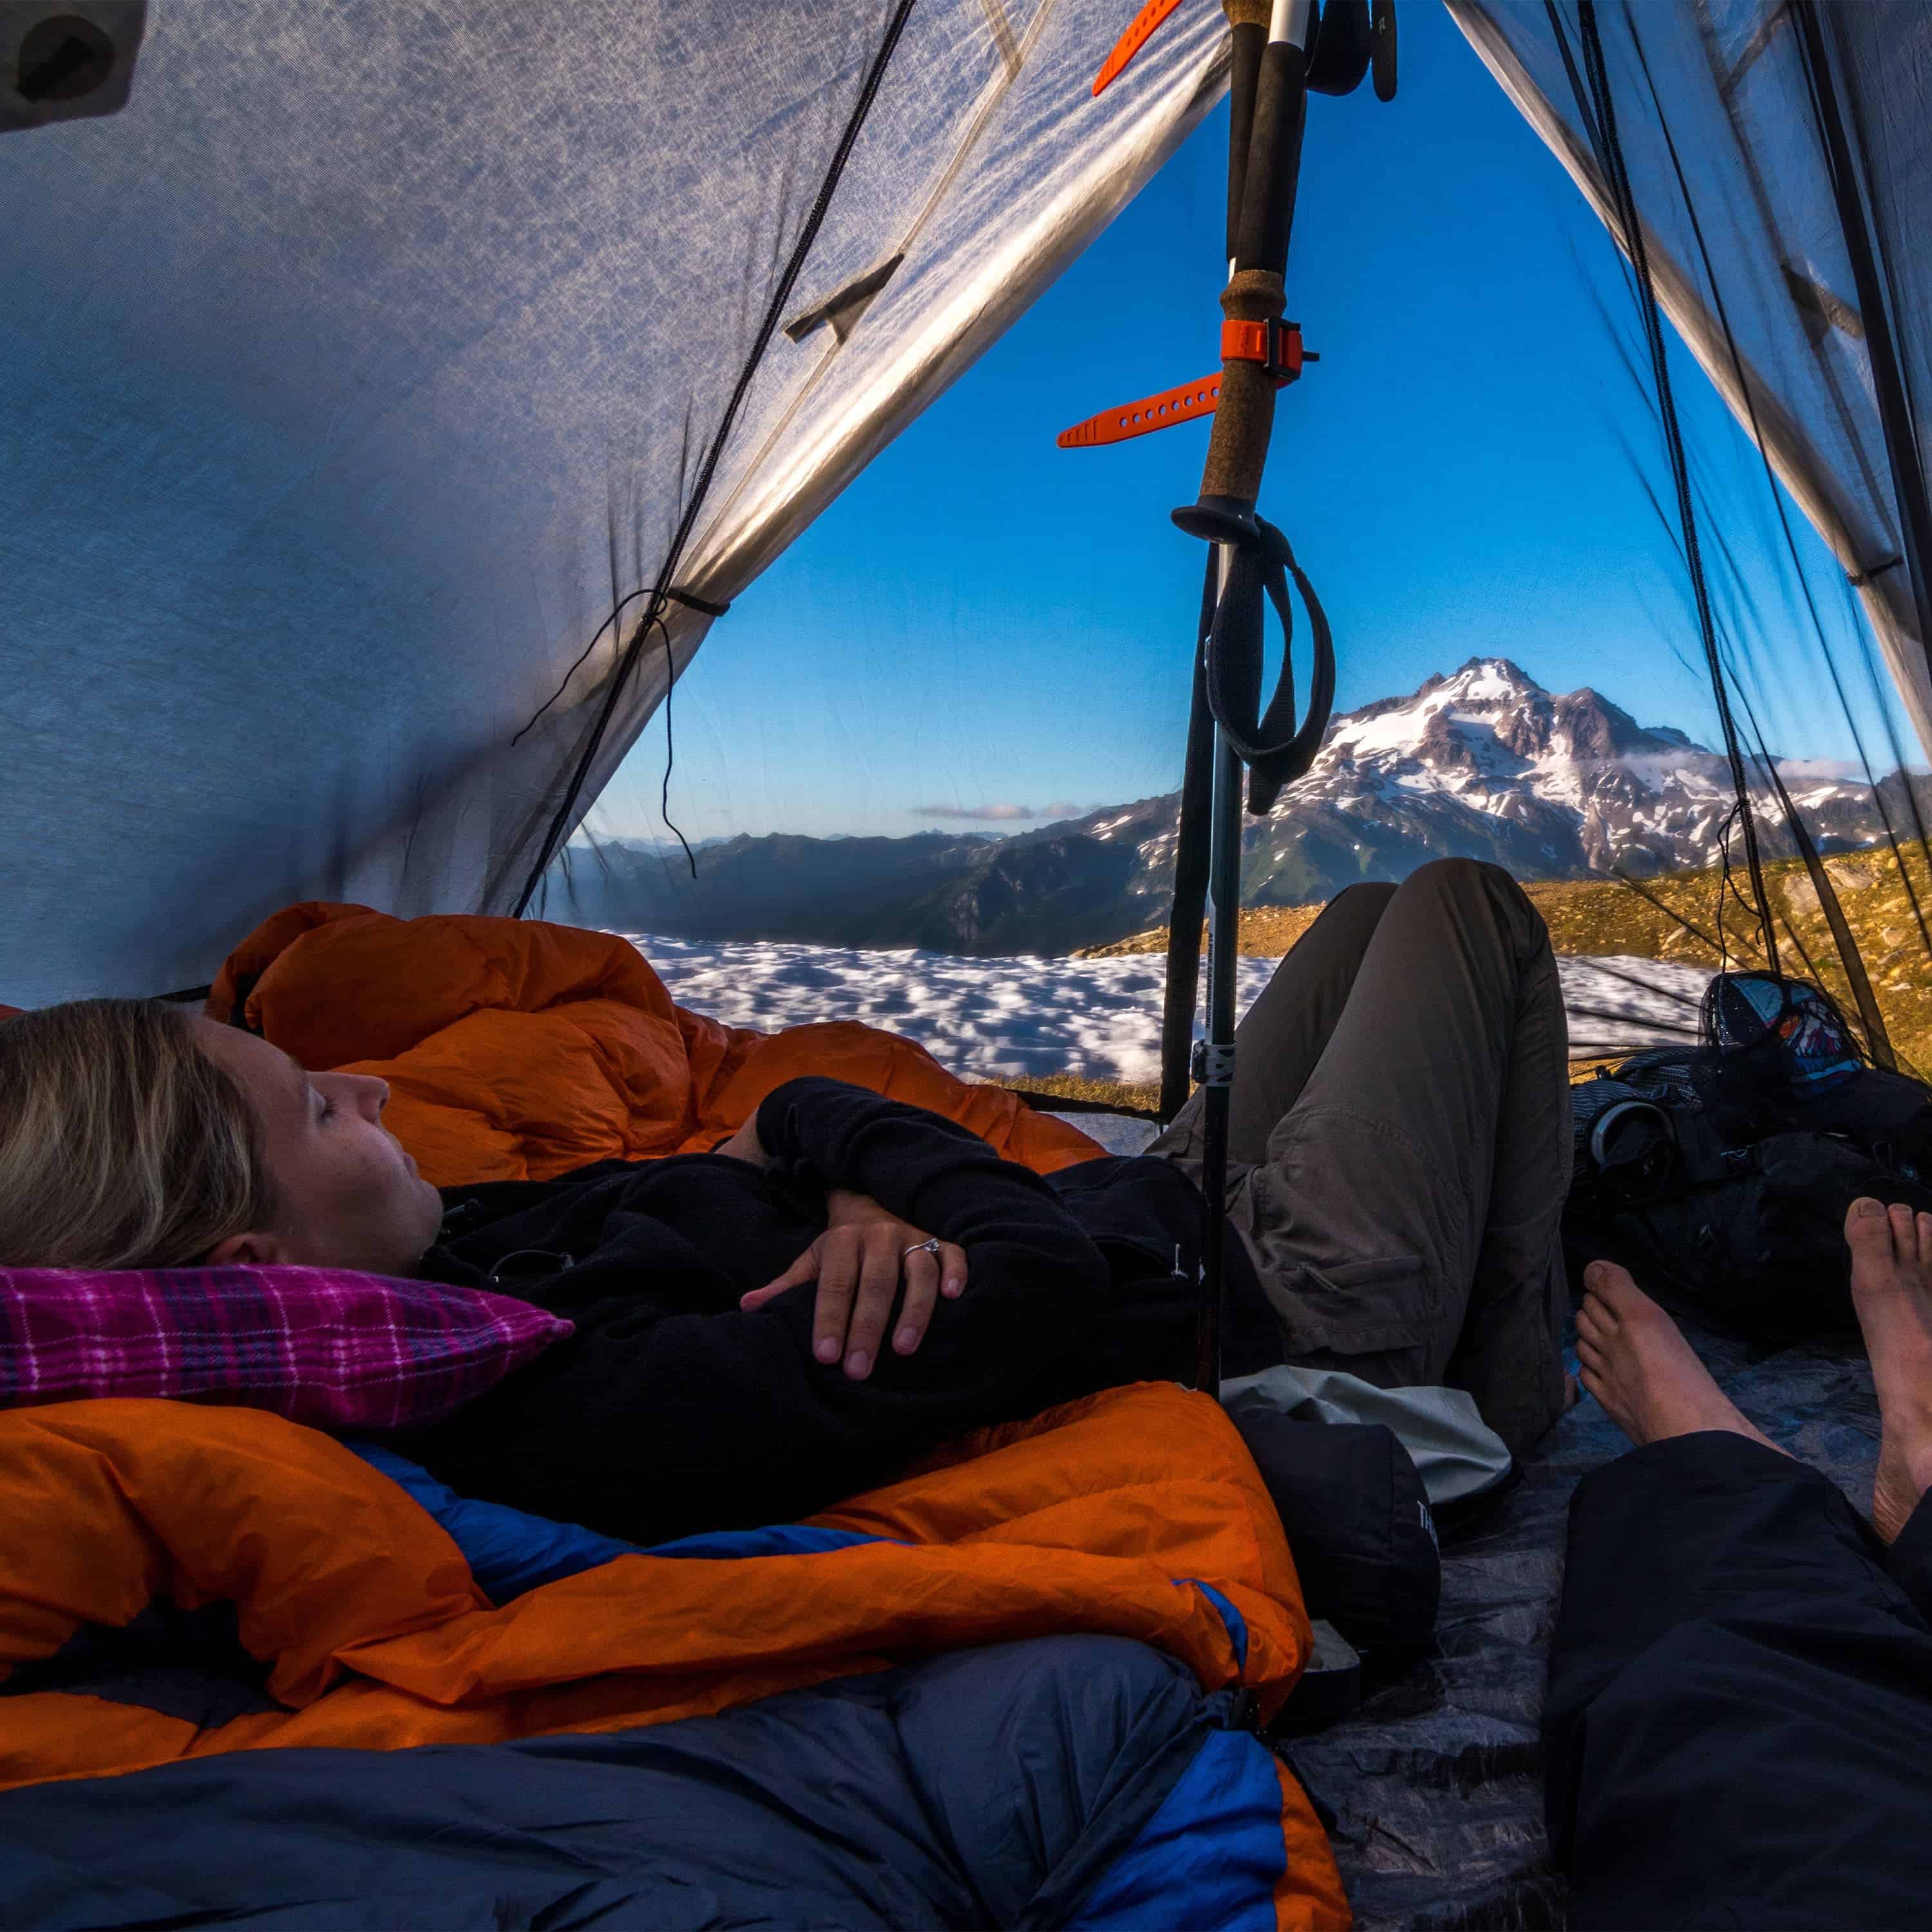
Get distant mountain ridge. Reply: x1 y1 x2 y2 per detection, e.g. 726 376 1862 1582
549 829 996 946
555 658 1918 956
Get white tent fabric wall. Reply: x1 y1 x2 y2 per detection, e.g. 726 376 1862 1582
1448 0 1932 764
0 0 1226 1007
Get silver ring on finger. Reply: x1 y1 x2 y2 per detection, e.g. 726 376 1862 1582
902 1237 942 1259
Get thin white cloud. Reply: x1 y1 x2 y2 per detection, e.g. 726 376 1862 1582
1772 756 1862 782
911 801 1087 823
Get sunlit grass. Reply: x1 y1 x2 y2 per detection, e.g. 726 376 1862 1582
1081 848 1932 1079
998 1071 1162 1114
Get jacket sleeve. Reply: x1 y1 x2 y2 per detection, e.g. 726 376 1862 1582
410 1084 1115 1542
753 1075 1074 1239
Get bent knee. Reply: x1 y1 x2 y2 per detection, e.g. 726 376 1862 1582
1405 857 1535 910
1403 858 1549 944
1405 855 1508 891
1329 880 1399 914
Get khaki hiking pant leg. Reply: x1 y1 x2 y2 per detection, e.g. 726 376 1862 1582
1160 858 1571 1460
1151 879 1398 1171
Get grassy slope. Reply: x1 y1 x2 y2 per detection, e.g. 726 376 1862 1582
1002 849 1932 1110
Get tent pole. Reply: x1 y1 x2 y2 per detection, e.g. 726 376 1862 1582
1182 0 1318 1395
1790 0 1932 697
1104 0 1361 1390
1157 587 1217 1124
1193 551 1243 1392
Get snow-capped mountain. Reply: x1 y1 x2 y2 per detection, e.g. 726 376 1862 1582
559 658 1908 955
1061 656 1884 919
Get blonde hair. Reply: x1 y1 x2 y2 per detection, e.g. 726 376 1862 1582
0 999 278 1269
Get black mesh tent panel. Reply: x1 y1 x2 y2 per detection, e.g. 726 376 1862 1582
1450 0 1932 764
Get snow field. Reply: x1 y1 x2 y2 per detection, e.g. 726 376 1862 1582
620 933 1713 1083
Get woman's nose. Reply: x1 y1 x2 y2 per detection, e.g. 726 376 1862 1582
352 1074 390 1117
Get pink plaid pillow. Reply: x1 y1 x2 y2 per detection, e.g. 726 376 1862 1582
0 1265 572 1432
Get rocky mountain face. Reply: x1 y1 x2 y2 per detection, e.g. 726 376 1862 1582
562 659 1912 955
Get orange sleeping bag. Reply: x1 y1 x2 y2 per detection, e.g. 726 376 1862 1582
0 1382 1348 1929
207 902 1104 1183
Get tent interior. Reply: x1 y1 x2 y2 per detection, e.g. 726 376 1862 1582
5 0 1931 1926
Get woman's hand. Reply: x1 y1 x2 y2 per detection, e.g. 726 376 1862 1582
739 1190 967 1379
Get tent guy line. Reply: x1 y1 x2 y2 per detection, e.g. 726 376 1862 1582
509 1 920 918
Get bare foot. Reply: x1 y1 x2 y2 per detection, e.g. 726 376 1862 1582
1844 1198 1932 1544
1577 1261 1781 1454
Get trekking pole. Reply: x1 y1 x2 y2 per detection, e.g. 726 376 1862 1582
1192 576 1244 1391
1063 0 1391 1392
1180 0 1320 1394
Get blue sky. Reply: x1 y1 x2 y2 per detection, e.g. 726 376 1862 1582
587 3 1896 848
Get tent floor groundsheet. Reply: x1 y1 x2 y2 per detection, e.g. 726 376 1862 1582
1285 1314 1879 1932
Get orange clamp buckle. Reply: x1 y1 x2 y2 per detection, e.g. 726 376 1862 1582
1220 317 1305 386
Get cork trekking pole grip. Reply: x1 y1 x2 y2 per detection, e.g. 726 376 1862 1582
1175 5 1311 542
1198 269 1285 506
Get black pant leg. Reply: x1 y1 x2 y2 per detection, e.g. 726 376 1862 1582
1549 1430 1932 1930
1882 1492 1932 1619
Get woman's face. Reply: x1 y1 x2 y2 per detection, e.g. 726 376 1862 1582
194 1019 445 1276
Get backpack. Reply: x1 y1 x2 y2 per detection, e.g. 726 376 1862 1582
1564 974 1932 1338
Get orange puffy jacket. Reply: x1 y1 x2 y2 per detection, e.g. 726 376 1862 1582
208 902 1102 1184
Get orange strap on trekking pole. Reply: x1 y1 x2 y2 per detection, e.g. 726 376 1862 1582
1053 325 1311 450
1056 373 1221 449
1091 0 1186 94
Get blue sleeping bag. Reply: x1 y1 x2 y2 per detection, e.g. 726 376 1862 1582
0 1444 1331 1931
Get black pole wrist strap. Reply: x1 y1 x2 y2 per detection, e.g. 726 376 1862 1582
1157 518 1335 1126
1203 516 1336 811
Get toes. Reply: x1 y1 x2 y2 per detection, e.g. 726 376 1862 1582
1577 1298 1604 1344
1918 1213 1932 1279
1582 1260 1647 1316
1582 1260 1636 1307
1893 1202 1921 1265
1886 1206 1917 1267
1847 1196 1894 1263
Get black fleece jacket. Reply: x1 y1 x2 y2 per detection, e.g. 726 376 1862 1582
406 1077 1269 1544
